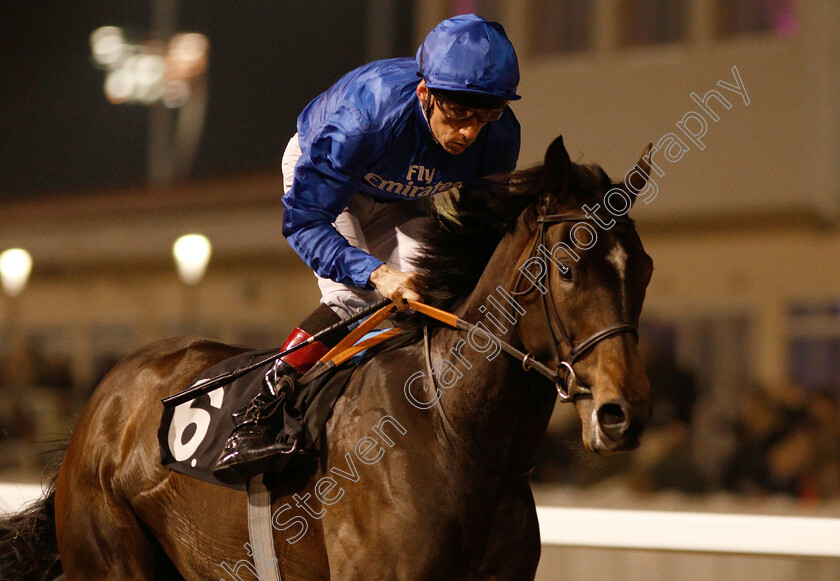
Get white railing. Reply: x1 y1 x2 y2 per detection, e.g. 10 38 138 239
537 506 840 558
0 483 43 514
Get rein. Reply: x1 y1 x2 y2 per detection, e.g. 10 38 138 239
253 211 641 478
309 214 640 402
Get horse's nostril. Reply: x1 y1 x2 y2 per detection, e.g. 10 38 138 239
597 402 629 441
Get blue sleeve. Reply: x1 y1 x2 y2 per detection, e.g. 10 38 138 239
282 105 385 289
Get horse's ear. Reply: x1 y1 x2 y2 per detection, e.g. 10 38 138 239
623 142 653 208
544 135 572 193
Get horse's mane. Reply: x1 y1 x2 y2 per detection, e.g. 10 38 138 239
385 160 613 349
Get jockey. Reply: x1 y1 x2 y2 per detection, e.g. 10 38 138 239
215 14 521 480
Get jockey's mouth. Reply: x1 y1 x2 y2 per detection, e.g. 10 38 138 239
447 140 469 153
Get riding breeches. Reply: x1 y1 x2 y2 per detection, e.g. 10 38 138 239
282 134 431 319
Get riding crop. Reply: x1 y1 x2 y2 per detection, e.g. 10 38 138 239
161 298 392 407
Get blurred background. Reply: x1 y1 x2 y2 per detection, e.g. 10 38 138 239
1 1 839 578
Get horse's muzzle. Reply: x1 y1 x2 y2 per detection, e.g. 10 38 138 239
578 397 649 453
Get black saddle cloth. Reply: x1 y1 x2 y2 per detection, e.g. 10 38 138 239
157 348 355 491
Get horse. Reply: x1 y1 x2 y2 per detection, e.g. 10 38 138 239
0 135 654 580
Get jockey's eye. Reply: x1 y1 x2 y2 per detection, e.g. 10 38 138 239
444 103 471 120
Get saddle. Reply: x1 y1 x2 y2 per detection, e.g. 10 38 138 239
157 308 401 491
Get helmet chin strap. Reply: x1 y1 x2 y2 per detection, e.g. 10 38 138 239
420 92 440 146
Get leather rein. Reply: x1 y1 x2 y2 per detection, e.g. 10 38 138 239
217 210 639 406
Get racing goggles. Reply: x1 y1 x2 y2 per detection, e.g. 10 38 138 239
431 92 507 124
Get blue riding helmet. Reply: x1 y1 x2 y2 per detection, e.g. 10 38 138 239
417 14 520 101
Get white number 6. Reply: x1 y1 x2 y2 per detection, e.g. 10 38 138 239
167 387 225 462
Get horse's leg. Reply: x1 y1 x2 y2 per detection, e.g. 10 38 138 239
55 439 179 580
475 482 542 580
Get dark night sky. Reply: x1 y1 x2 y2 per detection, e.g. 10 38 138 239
0 1 414 199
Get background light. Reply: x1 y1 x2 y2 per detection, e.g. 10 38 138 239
91 27 208 109
90 26 127 67
172 234 212 285
161 80 191 109
0 248 33 298
104 68 136 104
166 33 209 81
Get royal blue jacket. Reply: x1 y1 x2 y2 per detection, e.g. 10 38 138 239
281 57 520 289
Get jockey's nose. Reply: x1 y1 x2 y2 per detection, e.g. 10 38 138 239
459 120 482 142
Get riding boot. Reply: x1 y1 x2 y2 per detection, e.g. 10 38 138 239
213 304 344 483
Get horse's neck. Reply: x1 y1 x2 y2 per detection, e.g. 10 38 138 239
430 219 556 475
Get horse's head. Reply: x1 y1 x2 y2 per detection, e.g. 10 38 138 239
513 136 654 454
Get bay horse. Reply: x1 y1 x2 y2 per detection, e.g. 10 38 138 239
0 135 654 580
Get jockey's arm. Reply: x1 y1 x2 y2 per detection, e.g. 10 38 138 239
283 106 387 289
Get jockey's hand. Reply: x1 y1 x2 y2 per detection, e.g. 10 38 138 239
369 264 423 311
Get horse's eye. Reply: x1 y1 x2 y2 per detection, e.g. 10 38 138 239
558 264 574 282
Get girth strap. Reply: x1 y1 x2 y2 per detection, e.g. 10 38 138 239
246 474 282 581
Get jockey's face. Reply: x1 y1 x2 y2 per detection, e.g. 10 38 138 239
416 81 494 155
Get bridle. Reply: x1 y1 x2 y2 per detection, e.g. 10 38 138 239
508 208 639 402
417 207 640 404
415 206 641 478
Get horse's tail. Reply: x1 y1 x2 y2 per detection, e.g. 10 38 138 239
0 452 64 580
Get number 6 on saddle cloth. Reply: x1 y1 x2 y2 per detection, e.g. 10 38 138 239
157 322 397 491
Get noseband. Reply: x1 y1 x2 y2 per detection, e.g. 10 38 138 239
510 210 639 402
